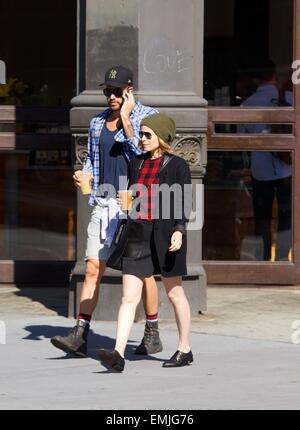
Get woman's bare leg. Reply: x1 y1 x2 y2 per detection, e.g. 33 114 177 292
162 276 191 353
114 274 144 357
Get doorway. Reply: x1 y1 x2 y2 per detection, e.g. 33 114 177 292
203 0 299 284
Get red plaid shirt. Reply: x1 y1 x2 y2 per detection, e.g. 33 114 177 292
136 156 164 220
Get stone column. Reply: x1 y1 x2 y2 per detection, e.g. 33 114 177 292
69 0 207 321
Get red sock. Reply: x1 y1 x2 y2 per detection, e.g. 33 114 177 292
146 313 158 323
78 314 92 325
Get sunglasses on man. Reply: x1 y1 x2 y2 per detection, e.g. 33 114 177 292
103 87 124 98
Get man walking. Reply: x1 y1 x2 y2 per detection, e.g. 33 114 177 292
51 66 163 357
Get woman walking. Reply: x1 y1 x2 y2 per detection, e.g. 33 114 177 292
98 114 193 372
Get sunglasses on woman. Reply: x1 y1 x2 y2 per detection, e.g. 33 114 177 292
139 131 154 140
103 87 124 98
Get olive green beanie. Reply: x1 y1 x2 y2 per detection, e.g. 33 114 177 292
141 114 176 143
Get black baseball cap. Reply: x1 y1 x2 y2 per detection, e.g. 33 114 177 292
100 66 133 87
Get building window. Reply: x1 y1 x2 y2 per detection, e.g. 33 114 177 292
204 0 294 106
0 152 75 261
203 151 292 262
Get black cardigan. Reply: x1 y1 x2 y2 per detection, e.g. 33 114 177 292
127 153 192 277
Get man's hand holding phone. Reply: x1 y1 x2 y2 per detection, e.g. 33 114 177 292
120 87 135 120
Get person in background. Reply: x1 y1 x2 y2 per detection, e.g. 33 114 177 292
238 60 292 261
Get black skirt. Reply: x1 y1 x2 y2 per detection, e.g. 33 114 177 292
122 219 161 278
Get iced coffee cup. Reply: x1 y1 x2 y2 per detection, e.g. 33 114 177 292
80 173 92 195
119 190 133 211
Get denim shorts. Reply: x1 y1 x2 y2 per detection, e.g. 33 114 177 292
85 206 113 262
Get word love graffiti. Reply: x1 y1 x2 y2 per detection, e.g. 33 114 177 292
142 38 192 75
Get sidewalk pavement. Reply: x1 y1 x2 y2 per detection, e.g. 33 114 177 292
0 285 300 410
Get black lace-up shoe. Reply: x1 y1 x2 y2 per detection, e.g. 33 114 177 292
162 350 194 368
97 349 125 373
135 321 163 355
50 320 89 357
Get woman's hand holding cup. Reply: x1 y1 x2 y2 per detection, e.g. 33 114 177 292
118 190 133 212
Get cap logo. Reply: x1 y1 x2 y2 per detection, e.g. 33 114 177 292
109 70 117 80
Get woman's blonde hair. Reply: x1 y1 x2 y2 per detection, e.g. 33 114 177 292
158 137 174 154
138 136 174 154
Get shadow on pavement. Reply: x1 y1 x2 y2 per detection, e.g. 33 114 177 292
22 324 166 365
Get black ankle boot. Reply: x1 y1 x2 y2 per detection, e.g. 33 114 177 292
51 320 89 357
135 321 163 355
97 349 125 372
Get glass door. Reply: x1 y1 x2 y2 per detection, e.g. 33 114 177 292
203 0 299 284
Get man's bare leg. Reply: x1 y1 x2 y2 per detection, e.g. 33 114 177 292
79 259 107 316
143 276 159 317
51 259 106 356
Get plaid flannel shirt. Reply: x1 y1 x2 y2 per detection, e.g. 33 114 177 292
136 156 164 221
83 101 158 206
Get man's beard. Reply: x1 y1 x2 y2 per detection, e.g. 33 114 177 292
109 101 122 111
